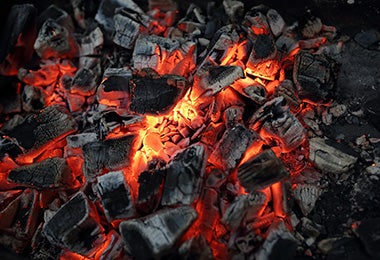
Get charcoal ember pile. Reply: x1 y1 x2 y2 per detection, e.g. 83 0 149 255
1 0 380 259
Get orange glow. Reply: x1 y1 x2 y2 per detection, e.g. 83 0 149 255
271 182 286 218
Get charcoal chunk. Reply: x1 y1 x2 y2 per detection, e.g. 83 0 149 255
237 149 289 192
161 144 206 206
96 171 135 221
0 136 23 159
119 206 197 259
82 135 137 180
129 74 189 115
22 85 45 112
43 192 104 256
3 105 76 158
293 51 339 104
70 68 97 95
209 124 257 172
8 158 72 189
293 184 322 216
178 235 213 259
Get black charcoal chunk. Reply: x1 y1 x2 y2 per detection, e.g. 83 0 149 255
8 158 72 189
293 184 322 216
137 159 166 214
293 51 339 104
0 135 23 160
197 65 244 95
237 149 289 192
129 74 189 115
37 5 74 32
82 135 136 180
34 19 78 59
161 144 206 206
119 206 197 259
43 192 104 256
70 68 97 95
249 96 306 152
96 171 135 221
178 235 213 259
22 85 45 112
0 76 21 114
66 133 98 148
3 105 76 153
209 124 257 172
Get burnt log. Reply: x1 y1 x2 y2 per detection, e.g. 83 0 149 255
119 206 197 259
129 73 189 115
43 192 104 256
209 124 257 172
293 51 339 104
237 149 289 192
96 171 135 221
161 144 206 206
8 157 73 189
82 135 137 181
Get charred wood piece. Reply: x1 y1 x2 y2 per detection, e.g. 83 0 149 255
66 133 98 148
222 192 266 229
8 157 72 189
249 97 306 152
237 149 289 192
34 19 78 59
309 138 357 173
70 68 97 95
22 85 45 112
293 184 322 216
274 79 301 113
266 9 285 37
78 27 104 68
178 235 213 259
129 74 189 115
244 7 270 35
3 105 76 158
243 84 267 105
209 124 257 172
96 171 135 221
113 7 151 49
82 135 137 181
0 77 21 114
246 34 280 80
95 0 144 33
0 189 40 252
43 192 104 256
119 206 197 259
223 106 244 128
0 136 23 160
223 0 244 22
161 144 206 206
293 51 339 104
197 65 244 95
38 5 74 32
137 159 166 214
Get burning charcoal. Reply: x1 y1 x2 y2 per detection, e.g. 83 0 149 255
242 84 267 104
178 235 213 259
161 144 206 206
129 74 189 115
235 232 257 254
3 105 77 161
82 135 137 180
209 124 257 172
293 51 339 104
276 35 298 54
197 65 244 95
244 6 270 35
222 192 266 229
205 167 227 189
119 206 197 259
97 68 132 107
301 17 322 38
43 192 104 256
95 0 144 33
31 225 62 260
96 171 135 221
266 9 285 37
293 184 322 216
309 138 357 173
95 231 125 259
113 7 151 49
255 220 297 259
66 133 98 148
8 158 72 189
237 149 289 192
70 68 97 95
223 106 243 128
22 85 45 112
38 5 74 32
0 136 23 159
0 189 40 252
246 34 280 80
78 27 104 68
223 0 245 22
249 97 306 152
137 159 166 213
274 79 301 113
100 110 143 137
34 19 78 59
0 4 36 76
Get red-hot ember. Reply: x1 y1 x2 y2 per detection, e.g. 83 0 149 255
0 1 342 259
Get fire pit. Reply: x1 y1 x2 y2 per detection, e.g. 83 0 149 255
1 0 380 259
